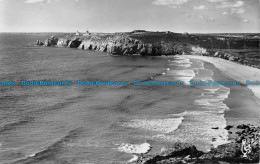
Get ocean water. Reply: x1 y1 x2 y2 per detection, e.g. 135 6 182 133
0 33 259 164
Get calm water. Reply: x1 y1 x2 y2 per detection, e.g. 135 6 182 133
0 33 259 164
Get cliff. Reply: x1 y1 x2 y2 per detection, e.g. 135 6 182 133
36 31 260 69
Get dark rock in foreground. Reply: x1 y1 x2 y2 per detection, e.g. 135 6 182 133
136 124 259 164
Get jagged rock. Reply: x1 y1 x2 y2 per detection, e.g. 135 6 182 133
237 124 249 129
121 45 130 55
224 125 233 130
68 38 82 48
211 142 241 159
140 47 148 56
137 143 202 164
35 40 44 46
82 40 94 50
160 142 202 157
218 52 225 58
136 124 259 164
57 38 70 47
44 36 59 46
233 57 239 62
161 43 174 55
223 53 230 60
77 43 84 49
110 45 123 55
228 56 235 61
199 153 214 160
99 44 108 52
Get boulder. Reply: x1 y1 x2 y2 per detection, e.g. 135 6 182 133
36 40 44 46
213 52 219 57
224 125 233 130
223 53 230 60
237 124 249 129
160 142 201 158
44 36 59 46
228 56 235 61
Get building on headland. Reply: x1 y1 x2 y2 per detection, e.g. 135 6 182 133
74 30 91 36
75 30 80 36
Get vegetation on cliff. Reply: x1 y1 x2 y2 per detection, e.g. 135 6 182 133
36 31 259 69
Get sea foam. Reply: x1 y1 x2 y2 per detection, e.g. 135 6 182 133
168 70 196 85
118 142 151 154
122 117 184 134
152 58 231 149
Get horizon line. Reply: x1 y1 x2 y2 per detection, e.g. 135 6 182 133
0 31 260 34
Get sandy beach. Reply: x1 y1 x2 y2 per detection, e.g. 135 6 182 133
183 55 260 100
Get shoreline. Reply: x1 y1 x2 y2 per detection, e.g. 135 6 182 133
182 55 260 100
136 56 259 164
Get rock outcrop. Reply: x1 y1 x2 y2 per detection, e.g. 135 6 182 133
136 124 259 164
44 36 59 46
36 31 259 69
57 38 70 47
68 38 82 48
35 40 44 46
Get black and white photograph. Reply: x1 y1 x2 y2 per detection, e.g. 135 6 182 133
0 0 259 163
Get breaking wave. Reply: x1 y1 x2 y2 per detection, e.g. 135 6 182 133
118 142 151 154
122 116 184 134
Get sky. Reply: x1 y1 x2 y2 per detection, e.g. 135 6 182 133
0 0 259 33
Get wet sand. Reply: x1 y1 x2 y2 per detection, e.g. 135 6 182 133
184 55 260 140
182 55 260 100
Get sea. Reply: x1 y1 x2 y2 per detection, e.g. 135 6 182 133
0 33 259 164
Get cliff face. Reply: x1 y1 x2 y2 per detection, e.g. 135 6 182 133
36 31 259 69
57 38 70 47
39 33 201 56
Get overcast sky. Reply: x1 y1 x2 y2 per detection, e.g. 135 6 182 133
0 0 259 33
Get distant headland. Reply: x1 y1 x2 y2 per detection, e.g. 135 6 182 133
36 30 260 69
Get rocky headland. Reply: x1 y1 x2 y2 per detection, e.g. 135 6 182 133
36 30 260 69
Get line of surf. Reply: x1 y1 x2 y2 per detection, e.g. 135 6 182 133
182 55 260 100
